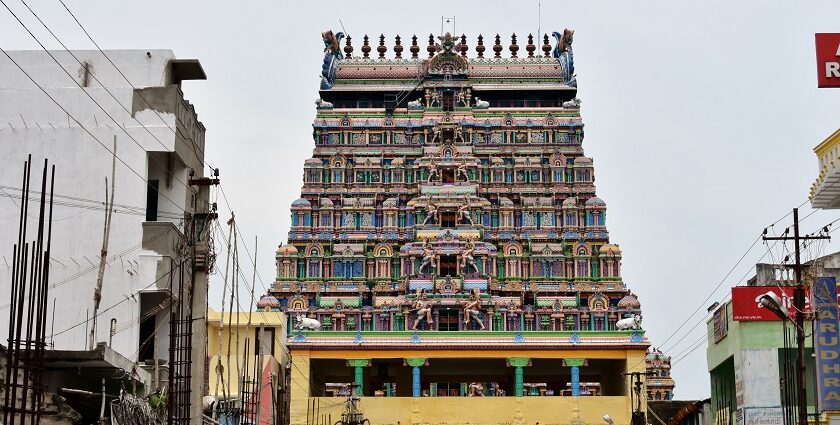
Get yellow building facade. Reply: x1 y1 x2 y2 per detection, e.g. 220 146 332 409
207 306 287 424
288 332 647 425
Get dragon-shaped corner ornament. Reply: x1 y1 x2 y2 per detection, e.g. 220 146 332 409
320 30 345 90
552 28 576 87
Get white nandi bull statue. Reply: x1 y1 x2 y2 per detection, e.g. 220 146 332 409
295 315 322 331
615 314 642 330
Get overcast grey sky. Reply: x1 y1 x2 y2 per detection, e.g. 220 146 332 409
2 0 840 400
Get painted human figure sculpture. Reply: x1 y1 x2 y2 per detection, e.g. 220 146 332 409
460 240 478 274
468 382 485 396
457 163 470 182
418 243 437 275
463 288 485 330
423 202 439 225
427 163 439 183
412 292 434 330
458 199 474 225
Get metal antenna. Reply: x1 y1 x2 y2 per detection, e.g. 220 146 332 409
338 18 348 36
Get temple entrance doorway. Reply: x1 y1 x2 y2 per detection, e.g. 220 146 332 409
439 255 457 276
441 168 455 183
437 309 459 331
440 211 456 227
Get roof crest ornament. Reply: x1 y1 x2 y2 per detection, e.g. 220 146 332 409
552 29 576 87
320 30 345 89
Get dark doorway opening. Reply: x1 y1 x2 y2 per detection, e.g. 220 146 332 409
438 309 460 331
443 92 454 111
440 255 457 276
442 169 455 183
441 211 456 228
145 180 159 222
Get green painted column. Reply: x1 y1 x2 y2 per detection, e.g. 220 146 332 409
347 359 371 396
507 357 530 397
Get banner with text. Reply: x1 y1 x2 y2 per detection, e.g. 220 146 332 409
732 286 811 321
814 277 840 412
816 33 840 88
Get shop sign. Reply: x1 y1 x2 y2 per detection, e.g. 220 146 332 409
731 286 810 321
814 277 840 412
816 33 840 88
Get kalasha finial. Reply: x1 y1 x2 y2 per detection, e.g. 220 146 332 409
526 34 535 58
344 35 353 59
427 34 436 58
459 34 468 57
377 34 387 59
362 35 371 59
410 35 420 59
476 34 485 58
509 33 519 58
394 35 403 59
542 33 551 57
493 34 502 58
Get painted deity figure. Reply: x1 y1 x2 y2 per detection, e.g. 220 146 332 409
458 198 474 225
491 383 505 397
418 243 437 275
411 291 434 330
463 288 485 330
460 240 478 274
427 163 439 183
468 382 485 396
552 29 576 87
457 163 470 182
423 202 439 225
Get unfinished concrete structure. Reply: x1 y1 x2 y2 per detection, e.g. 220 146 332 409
0 49 211 422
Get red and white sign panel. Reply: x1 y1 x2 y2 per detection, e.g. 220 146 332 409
731 286 811 321
816 33 840 88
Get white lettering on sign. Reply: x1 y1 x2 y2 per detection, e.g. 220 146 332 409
835 42 840 56
826 62 840 78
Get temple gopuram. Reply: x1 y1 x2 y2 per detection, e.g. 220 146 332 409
268 30 651 425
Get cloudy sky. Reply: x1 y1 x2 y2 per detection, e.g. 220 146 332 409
3 0 840 399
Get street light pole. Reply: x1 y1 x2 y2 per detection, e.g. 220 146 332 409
762 208 830 425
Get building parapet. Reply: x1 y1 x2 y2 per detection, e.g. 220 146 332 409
810 127 840 208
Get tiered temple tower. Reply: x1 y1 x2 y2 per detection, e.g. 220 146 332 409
267 30 651 425
646 348 676 400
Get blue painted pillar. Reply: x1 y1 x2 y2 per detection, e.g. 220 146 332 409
405 358 427 397
412 366 421 397
564 358 586 397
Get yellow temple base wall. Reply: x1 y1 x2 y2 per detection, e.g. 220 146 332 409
291 348 646 425
301 396 631 425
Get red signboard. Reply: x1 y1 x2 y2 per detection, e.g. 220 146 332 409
816 33 840 88
731 286 811 321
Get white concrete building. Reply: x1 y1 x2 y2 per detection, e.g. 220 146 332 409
0 49 211 421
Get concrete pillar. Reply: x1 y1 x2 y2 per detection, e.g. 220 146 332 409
347 359 370 396
563 358 587 397
507 357 530 397
405 358 427 397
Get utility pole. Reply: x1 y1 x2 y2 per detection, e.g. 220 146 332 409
762 208 830 425
621 371 654 425
90 136 116 350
